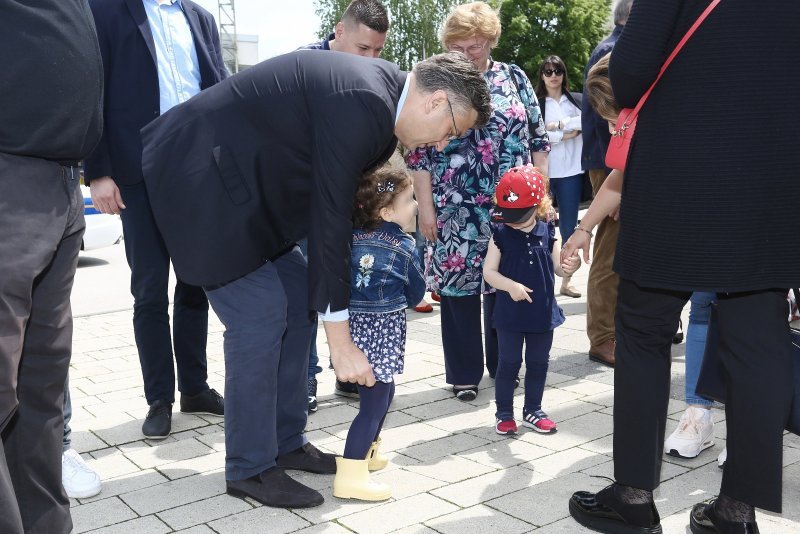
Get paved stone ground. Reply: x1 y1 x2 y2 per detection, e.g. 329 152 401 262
68 266 800 533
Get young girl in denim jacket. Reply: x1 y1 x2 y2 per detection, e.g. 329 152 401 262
483 165 579 436
332 167 426 502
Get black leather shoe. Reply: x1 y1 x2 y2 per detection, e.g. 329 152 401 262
690 501 760 534
276 442 336 474
180 388 224 416
569 484 662 533
226 467 323 508
142 400 172 439
334 380 359 398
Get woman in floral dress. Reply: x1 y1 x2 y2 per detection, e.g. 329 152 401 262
407 1 550 400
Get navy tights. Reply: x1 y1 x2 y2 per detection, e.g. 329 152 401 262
343 380 395 460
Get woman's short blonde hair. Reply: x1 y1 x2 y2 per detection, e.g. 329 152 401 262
440 2 501 50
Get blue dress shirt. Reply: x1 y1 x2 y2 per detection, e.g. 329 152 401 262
143 0 202 115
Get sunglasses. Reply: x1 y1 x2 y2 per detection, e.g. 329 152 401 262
543 68 564 77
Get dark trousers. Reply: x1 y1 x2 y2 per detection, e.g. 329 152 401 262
440 294 498 385
205 248 313 480
118 181 209 404
495 330 553 420
343 381 395 459
613 278 792 512
0 154 83 534
586 169 619 346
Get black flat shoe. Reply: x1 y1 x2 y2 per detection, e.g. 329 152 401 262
180 388 224 416
226 467 323 508
142 400 172 439
276 442 337 474
453 386 478 401
569 484 662 534
690 501 760 534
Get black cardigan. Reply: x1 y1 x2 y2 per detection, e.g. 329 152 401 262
609 0 800 292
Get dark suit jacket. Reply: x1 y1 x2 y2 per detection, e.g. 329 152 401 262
84 0 227 185
141 51 405 313
581 24 623 172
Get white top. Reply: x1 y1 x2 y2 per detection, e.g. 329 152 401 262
544 94 583 178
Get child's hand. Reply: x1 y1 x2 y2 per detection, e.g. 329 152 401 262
561 230 591 264
561 254 581 276
509 282 533 302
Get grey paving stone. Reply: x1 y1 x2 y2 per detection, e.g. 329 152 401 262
207 506 310 534
456 438 554 469
124 437 215 469
70 497 137 533
425 504 535 534
371 467 447 500
431 465 550 508
516 411 613 452
289 522 353 534
157 494 252 530
404 454 495 483
337 493 459 534
399 432 490 462
120 470 226 515
486 471 607 527
83 515 170 534
77 468 170 503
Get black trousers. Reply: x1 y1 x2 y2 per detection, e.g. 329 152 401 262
613 278 793 512
440 293 498 385
118 181 209 404
0 154 83 534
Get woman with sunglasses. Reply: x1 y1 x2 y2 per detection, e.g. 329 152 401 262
406 1 550 402
534 55 584 298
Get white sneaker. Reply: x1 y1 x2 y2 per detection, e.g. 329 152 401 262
718 446 727 468
664 406 714 459
62 448 101 499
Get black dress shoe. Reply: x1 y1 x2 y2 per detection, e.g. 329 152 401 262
180 388 224 416
142 400 172 439
276 442 337 474
690 501 760 534
569 484 662 533
334 379 359 398
226 466 323 508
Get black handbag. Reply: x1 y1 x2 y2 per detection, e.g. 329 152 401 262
696 290 800 435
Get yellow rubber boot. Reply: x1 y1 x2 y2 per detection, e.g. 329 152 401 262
366 438 388 471
333 457 391 501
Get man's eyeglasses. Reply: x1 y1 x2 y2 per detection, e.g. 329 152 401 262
448 41 488 55
446 98 459 141
543 68 565 77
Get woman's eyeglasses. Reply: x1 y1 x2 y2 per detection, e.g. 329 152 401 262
543 68 564 77
448 41 488 55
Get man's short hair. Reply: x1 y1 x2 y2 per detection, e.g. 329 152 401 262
341 0 390 34
413 52 492 130
613 0 633 25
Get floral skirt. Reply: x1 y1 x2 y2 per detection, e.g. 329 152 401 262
349 310 406 383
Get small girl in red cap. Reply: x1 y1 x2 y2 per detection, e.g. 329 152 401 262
484 164 580 436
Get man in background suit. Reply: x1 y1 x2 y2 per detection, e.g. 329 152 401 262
141 50 492 507
84 0 228 440
580 0 632 367
300 0 390 407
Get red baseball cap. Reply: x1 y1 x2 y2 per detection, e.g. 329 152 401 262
492 165 546 224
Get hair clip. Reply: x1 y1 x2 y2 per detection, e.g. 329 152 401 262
377 181 395 193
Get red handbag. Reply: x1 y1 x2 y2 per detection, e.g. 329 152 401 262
606 0 721 171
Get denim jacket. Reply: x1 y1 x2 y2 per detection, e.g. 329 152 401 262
349 221 426 314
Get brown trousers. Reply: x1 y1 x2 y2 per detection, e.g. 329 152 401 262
586 169 620 347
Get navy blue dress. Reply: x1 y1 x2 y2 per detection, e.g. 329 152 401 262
491 221 565 333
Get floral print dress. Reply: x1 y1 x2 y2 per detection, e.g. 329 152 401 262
406 61 550 296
